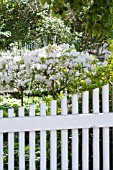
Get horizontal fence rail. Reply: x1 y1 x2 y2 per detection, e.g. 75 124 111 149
0 84 112 169
0 113 113 132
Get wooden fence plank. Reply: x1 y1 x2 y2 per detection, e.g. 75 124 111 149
8 108 14 170
0 83 112 170
61 97 68 170
40 102 46 170
93 88 100 170
50 100 57 170
0 110 3 170
82 91 89 170
102 84 110 170
1 113 113 132
19 107 25 170
72 94 79 170
29 105 35 170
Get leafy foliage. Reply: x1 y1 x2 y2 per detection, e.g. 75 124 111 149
0 0 45 48
0 0 74 49
41 0 113 51
1 0 113 52
36 14 73 46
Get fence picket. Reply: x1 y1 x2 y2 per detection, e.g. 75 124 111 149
8 108 14 170
50 100 57 170
61 97 68 170
19 107 25 170
72 94 78 170
102 84 110 170
82 91 89 170
93 88 99 170
40 102 46 170
29 105 35 170
0 110 3 170
0 84 112 169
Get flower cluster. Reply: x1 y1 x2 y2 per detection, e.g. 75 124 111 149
0 44 98 94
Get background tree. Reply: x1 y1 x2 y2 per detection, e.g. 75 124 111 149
1 0 113 54
0 0 73 49
41 0 113 53
0 0 45 48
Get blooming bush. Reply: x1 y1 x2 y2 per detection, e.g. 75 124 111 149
0 43 98 103
83 55 113 90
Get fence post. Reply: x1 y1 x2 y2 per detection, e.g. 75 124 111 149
40 102 46 170
82 91 89 170
0 110 3 170
19 107 25 170
93 88 99 170
102 84 109 170
61 97 68 170
8 108 14 170
29 105 35 170
72 94 78 170
50 100 57 170
112 83 113 170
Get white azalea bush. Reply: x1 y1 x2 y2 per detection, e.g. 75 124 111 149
84 55 113 90
0 44 98 104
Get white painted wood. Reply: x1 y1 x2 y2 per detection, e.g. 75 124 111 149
8 108 14 170
19 107 25 170
82 91 89 170
102 84 110 170
61 97 68 170
102 84 109 113
29 105 35 170
93 88 99 170
50 100 57 170
1 113 113 132
0 84 112 170
0 110 3 170
40 102 46 170
72 94 78 170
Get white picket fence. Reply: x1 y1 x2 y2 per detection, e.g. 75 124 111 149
0 84 113 169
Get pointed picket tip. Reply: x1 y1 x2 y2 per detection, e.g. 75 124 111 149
102 84 109 89
0 110 3 117
40 102 46 116
72 94 78 115
51 100 57 116
61 97 67 115
93 87 99 93
93 87 99 114
82 91 89 114
18 106 24 117
8 108 14 117
102 84 109 113
29 104 35 116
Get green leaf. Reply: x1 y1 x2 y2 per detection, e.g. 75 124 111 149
110 30 113 39
47 0 51 5
40 0 46 5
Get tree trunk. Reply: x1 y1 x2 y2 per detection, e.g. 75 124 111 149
20 86 24 106
51 80 55 99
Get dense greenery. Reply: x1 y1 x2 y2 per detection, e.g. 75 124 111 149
1 0 113 169
1 0 113 53
42 0 113 52
0 0 73 49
